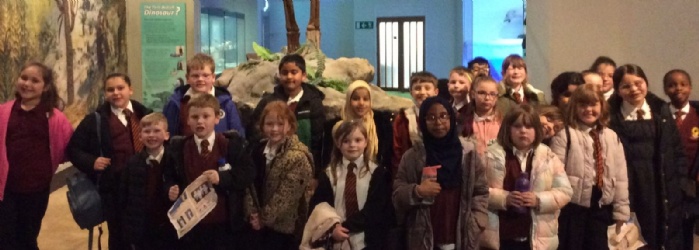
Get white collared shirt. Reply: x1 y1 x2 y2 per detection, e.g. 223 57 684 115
511 85 524 100
578 124 598 177
184 85 216 97
194 132 216 154
288 89 304 104
263 141 281 166
146 146 165 165
621 100 652 121
603 89 614 101
111 101 134 126
670 102 691 121
453 97 469 111
513 148 533 172
328 154 376 250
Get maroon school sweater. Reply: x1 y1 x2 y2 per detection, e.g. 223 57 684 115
183 134 229 224
146 159 169 226
179 96 193 136
499 150 533 240
108 113 135 172
679 106 699 175
5 102 52 193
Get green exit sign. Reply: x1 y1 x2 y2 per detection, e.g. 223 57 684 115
355 21 374 30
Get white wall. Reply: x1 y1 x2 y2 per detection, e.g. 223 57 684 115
528 0 699 101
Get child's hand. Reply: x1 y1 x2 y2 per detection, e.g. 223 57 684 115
93 157 111 171
331 224 350 242
520 192 538 208
203 170 219 185
416 178 441 198
506 191 523 208
250 213 262 231
168 185 180 201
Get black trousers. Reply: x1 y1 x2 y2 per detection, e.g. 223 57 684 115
500 239 531 250
558 186 613 250
259 228 297 250
682 216 696 250
180 223 244 250
130 222 178 250
0 189 51 250
102 191 128 250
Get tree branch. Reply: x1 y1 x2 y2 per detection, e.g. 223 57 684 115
54 0 64 10
68 0 77 30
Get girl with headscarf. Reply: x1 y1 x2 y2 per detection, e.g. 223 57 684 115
393 96 488 250
333 80 393 172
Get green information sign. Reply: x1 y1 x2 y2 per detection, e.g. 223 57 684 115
355 21 374 30
140 3 186 111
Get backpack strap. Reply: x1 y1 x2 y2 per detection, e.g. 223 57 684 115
564 126 571 169
92 112 104 250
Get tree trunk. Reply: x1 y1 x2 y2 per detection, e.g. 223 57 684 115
62 0 75 104
306 0 320 48
282 0 300 53
116 1 126 70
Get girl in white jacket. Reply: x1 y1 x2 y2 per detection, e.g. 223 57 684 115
481 104 572 250
550 83 629 250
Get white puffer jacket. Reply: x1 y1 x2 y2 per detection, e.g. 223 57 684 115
549 126 630 222
480 143 572 250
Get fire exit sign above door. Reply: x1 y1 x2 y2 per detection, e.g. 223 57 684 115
355 21 374 29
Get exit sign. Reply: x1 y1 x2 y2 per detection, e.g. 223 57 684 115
355 21 374 30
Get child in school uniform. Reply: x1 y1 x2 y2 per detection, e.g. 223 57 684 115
608 64 688 250
663 69 699 250
447 66 474 134
536 105 564 146
245 100 313 250
481 104 572 250
68 73 152 250
461 76 502 155
392 71 440 178
496 54 546 114
310 120 394 249
249 54 325 177
393 97 489 250
0 62 73 249
163 53 245 137
164 94 254 249
121 113 177 249
549 84 629 250
332 80 393 171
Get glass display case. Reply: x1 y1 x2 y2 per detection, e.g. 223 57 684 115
201 8 245 74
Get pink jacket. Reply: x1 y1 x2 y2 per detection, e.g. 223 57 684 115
0 100 73 201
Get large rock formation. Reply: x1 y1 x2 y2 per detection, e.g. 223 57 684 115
216 47 413 121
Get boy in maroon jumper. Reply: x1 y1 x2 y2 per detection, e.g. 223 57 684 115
663 69 699 250
121 113 177 249
165 95 254 249
68 73 152 250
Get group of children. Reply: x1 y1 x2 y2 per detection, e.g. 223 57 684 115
0 51 697 250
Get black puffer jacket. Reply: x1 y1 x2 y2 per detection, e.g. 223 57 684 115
67 101 153 193
608 92 689 250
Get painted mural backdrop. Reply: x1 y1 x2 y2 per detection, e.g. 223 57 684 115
0 0 127 125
